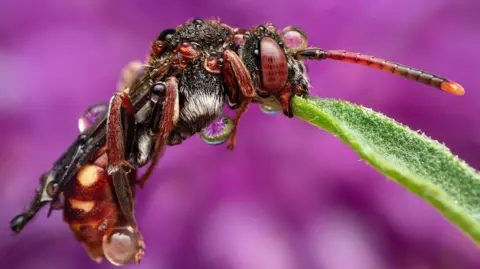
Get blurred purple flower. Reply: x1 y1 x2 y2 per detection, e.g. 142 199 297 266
1 1 479 269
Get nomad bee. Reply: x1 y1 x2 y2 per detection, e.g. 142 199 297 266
10 18 464 265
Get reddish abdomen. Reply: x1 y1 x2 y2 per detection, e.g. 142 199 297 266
62 149 122 261
260 37 288 92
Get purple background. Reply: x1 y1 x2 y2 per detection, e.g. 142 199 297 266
1 1 479 269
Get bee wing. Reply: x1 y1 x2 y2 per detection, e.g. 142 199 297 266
10 61 155 233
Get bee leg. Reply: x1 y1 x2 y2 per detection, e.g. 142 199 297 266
278 87 294 118
137 76 179 187
222 49 256 151
106 92 138 223
102 170 146 265
104 92 148 265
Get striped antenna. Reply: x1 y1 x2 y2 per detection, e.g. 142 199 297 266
296 48 464 95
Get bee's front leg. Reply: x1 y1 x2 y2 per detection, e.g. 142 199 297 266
106 91 139 223
222 49 256 151
104 91 146 264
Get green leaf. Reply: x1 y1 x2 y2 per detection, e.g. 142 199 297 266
291 95 480 244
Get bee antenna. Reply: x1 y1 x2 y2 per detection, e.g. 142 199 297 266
295 48 465 96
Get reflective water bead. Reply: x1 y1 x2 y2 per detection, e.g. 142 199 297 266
78 103 108 133
103 227 141 266
199 116 233 145
265 23 276 33
281 26 308 51
259 104 281 115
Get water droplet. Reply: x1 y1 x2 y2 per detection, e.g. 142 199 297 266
282 27 307 50
234 34 245 46
103 227 141 266
199 116 233 145
259 104 281 115
79 104 108 133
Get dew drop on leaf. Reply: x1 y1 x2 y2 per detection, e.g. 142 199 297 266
199 116 233 145
78 104 108 133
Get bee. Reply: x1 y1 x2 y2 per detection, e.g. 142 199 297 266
10 18 464 265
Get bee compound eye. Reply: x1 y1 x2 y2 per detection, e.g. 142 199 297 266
259 37 288 92
102 227 140 266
